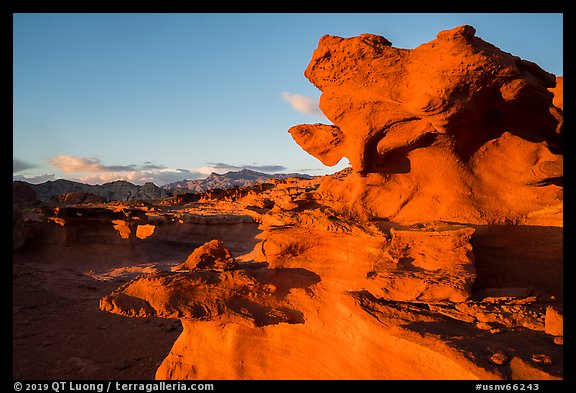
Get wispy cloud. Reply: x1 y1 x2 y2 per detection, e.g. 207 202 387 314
141 163 166 170
50 155 138 173
281 92 324 117
13 158 36 173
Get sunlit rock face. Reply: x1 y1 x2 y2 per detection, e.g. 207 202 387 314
290 25 562 225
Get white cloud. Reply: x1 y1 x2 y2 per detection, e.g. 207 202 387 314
48 155 204 186
78 172 147 185
194 166 220 176
45 155 292 186
281 92 324 117
78 168 204 186
50 155 135 173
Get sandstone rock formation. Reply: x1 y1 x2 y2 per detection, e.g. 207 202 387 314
366 223 476 303
289 25 562 225
15 177 562 380
100 243 310 327
99 202 561 379
95 25 565 380
94 25 564 380
11 24 561 381
100 220 561 379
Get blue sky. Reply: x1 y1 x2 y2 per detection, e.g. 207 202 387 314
13 13 563 185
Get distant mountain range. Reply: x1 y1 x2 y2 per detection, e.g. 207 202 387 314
15 169 313 202
23 179 172 202
162 169 312 193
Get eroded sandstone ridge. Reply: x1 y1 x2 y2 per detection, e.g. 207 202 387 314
93 26 563 379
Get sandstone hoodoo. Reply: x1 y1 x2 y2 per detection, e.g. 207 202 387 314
289 25 562 225
14 24 562 381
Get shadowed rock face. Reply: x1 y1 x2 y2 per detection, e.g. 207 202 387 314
51 192 108 204
13 181 38 206
290 25 562 224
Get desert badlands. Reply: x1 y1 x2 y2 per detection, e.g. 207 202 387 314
13 25 563 380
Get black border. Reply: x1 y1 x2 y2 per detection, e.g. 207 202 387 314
8 0 572 390
8 1 568 13
7 380 573 391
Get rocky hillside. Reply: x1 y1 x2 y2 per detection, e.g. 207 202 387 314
18 169 313 202
13 181 38 205
27 179 171 202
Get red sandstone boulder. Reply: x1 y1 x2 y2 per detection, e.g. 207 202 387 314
175 239 238 272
